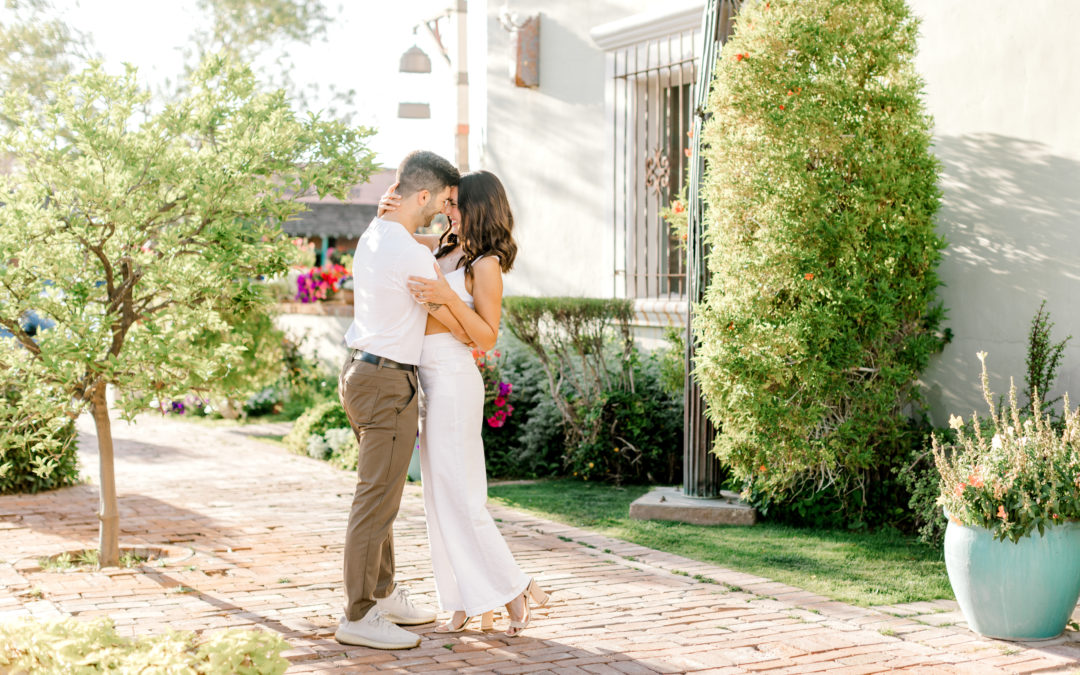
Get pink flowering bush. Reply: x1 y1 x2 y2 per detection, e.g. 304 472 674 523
473 348 514 428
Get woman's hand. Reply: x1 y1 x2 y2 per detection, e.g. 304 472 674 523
408 263 458 306
377 181 402 218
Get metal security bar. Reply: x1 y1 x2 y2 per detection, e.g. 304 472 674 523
611 28 698 300
683 0 742 498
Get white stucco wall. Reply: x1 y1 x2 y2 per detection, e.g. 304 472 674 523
276 312 352 370
473 0 1080 420
476 0 655 298
910 0 1080 422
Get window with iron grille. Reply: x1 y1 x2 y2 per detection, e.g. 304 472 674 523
609 28 698 300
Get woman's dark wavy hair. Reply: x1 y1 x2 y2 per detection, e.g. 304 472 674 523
434 170 516 276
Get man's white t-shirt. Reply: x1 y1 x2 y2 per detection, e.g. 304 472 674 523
344 217 437 365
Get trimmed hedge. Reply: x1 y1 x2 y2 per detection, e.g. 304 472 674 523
695 0 947 522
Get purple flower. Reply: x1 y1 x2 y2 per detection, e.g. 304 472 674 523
498 382 511 397
171 401 186 414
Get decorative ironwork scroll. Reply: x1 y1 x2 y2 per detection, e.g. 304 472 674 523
644 147 671 196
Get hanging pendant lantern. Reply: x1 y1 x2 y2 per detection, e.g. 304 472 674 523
399 45 432 74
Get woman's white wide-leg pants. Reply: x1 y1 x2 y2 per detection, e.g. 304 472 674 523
418 333 530 616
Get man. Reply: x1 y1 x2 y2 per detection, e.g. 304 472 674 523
335 150 465 650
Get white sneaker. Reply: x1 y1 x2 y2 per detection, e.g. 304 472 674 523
334 609 421 649
375 586 437 625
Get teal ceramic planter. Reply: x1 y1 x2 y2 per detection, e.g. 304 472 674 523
944 518 1080 640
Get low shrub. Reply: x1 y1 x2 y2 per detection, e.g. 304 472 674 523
571 349 683 485
245 337 336 420
498 299 684 485
306 433 331 460
285 315 684 488
481 331 565 478
0 617 289 674
298 424 374 473
323 427 360 470
896 426 951 546
164 336 335 421
0 386 80 494
283 400 349 453
738 418 929 531
502 296 635 460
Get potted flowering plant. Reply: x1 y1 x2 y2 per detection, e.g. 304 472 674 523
295 263 349 303
933 351 1080 640
338 252 355 304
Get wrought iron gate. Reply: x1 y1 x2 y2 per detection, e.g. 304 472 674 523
683 0 741 498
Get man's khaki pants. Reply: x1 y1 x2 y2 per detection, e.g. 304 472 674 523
338 354 419 621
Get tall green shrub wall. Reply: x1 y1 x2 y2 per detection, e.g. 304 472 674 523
695 0 947 515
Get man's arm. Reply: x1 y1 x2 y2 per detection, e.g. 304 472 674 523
402 247 474 346
409 260 501 351
425 303 474 347
412 233 442 251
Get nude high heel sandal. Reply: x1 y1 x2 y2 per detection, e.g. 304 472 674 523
526 578 550 607
505 579 549 637
433 610 496 634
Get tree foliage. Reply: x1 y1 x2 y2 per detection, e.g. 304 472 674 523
0 0 350 128
0 0 94 138
0 56 377 562
694 0 947 509
195 0 331 58
184 0 354 120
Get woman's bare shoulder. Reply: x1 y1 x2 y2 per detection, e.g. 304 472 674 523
473 255 502 271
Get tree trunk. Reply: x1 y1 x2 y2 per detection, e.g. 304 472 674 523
90 381 120 567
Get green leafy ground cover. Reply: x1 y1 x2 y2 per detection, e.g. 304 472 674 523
487 479 951 607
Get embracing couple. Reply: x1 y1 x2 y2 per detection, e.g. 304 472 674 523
333 150 549 650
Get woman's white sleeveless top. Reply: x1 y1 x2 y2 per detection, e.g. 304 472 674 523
444 256 498 310
445 267 474 309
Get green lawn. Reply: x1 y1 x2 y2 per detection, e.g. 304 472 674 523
487 479 952 608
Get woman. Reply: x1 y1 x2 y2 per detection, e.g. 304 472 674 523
378 170 549 637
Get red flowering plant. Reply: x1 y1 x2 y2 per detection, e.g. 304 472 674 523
472 348 514 428
659 132 693 248
660 191 690 247
933 352 1080 543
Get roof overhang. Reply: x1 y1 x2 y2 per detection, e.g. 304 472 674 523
590 1 705 52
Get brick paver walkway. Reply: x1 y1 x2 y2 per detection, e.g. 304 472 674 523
2 414 1079 674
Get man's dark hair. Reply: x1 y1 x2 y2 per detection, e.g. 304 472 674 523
396 150 460 198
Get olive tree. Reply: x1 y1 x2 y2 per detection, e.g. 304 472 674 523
0 57 376 565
